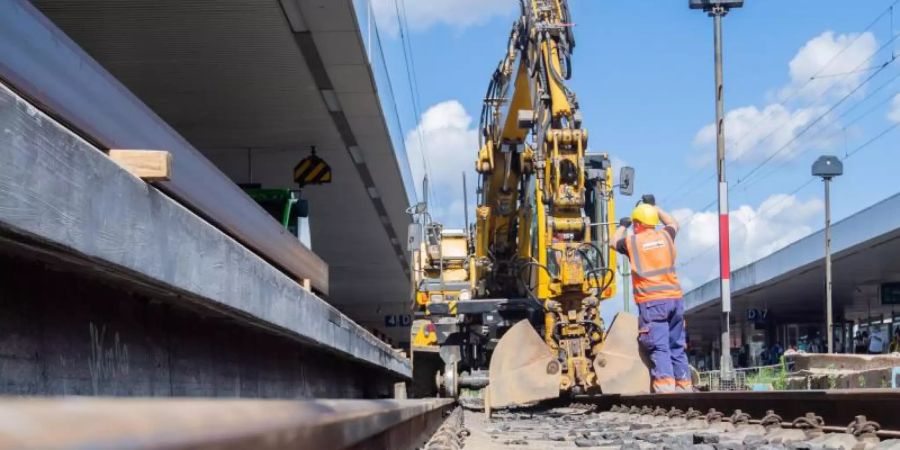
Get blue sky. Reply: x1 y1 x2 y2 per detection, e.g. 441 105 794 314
371 0 899 322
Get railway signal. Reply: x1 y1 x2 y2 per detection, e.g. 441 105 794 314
690 0 743 381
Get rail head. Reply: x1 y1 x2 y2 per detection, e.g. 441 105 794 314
0 397 455 450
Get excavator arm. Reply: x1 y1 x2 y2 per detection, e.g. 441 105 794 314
406 0 648 407
476 0 650 409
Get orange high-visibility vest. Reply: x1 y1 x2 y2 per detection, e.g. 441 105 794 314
625 229 683 303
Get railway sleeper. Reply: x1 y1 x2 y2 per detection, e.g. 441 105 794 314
457 402 900 449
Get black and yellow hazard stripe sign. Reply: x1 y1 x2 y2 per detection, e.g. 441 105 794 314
293 151 332 187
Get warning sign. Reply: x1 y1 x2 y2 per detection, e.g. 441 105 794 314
293 148 332 187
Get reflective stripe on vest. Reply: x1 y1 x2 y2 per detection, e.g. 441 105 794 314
635 284 681 295
636 267 677 277
626 229 683 303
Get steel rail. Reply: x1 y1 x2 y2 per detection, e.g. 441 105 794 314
589 389 900 433
0 0 328 294
0 397 454 450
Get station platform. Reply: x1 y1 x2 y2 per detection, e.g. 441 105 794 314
0 80 409 397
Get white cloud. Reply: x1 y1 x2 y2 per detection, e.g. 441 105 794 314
405 100 479 227
673 194 823 287
781 31 877 102
889 94 900 124
692 103 839 165
691 31 877 166
371 0 516 36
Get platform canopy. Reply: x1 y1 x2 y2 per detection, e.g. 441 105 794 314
32 0 418 343
685 193 900 345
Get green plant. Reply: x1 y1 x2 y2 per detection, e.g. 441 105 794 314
858 375 867 388
740 357 793 390
773 356 789 390
826 364 838 390
746 367 774 386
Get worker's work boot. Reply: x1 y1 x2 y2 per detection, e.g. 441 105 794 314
652 378 676 393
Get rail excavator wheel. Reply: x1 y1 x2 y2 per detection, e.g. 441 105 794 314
486 319 561 410
435 361 458 398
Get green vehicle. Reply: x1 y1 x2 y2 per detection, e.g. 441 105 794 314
242 186 309 243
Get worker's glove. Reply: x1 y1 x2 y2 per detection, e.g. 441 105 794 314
619 217 632 229
641 194 656 206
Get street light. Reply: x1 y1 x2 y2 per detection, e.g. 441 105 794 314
812 155 843 354
689 0 745 10
690 0 743 380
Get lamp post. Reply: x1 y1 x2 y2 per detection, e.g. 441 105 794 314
689 0 743 378
812 155 843 354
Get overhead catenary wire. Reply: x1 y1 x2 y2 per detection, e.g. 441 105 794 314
662 1 900 206
393 0 436 204
682 87 898 261
737 87 899 192
810 65 888 79
734 65 899 189
676 121 898 271
675 177 817 270
728 36 897 198
671 52 898 230
397 0 427 155
731 53 897 190
368 2 431 207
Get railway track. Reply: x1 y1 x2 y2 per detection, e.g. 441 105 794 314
432 390 900 450
3 391 898 449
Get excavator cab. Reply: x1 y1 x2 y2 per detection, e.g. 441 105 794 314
408 218 546 400
408 222 475 397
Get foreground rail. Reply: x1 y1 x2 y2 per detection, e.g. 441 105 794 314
0 397 454 449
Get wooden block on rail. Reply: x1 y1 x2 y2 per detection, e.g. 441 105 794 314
108 149 172 181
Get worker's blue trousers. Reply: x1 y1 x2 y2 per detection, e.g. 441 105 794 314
637 298 690 391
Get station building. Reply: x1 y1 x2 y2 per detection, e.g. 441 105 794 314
684 193 900 370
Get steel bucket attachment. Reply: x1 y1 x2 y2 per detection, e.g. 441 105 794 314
487 320 560 410
593 312 651 394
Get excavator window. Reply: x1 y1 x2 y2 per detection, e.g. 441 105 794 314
560 160 578 184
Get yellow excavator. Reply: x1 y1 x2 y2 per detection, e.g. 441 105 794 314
409 0 650 410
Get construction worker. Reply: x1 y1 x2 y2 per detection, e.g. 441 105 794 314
610 195 690 393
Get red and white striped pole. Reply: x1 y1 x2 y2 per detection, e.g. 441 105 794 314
712 5 735 378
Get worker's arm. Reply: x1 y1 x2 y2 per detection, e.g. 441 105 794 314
641 194 680 236
658 208 679 236
610 218 630 254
